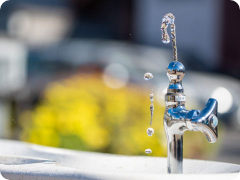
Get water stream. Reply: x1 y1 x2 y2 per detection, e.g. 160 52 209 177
161 13 177 61
143 73 155 154
144 13 177 154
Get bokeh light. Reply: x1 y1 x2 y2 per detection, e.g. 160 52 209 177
211 87 233 114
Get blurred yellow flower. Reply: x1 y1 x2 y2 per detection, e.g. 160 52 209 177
19 73 167 156
19 73 219 158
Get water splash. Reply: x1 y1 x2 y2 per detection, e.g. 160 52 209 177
147 127 154 136
161 13 178 62
144 72 153 80
145 149 152 154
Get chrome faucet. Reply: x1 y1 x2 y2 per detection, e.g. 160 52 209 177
161 13 218 174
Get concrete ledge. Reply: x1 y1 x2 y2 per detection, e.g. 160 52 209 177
0 140 239 180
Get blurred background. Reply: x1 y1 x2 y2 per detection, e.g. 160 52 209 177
0 0 239 164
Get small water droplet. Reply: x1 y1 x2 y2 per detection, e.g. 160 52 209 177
145 149 152 154
147 127 154 136
149 91 154 126
150 104 154 111
162 39 170 44
144 73 153 80
150 93 154 101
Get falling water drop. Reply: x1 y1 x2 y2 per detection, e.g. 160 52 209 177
147 127 154 136
150 104 154 111
150 92 154 102
145 149 152 154
144 73 153 80
149 90 154 126
144 76 154 154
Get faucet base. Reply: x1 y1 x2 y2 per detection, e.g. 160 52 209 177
167 134 183 174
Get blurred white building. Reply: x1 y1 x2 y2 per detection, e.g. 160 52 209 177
0 38 27 138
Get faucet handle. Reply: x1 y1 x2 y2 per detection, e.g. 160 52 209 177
191 98 218 143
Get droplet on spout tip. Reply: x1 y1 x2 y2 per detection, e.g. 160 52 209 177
144 73 153 80
145 149 152 154
147 127 154 136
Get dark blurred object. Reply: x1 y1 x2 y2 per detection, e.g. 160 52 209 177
69 0 133 40
220 0 240 79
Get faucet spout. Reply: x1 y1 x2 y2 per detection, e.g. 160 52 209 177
190 98 218 143
164 95 219 174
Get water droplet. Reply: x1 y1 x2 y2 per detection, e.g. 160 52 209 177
150 104 154 111
147 128 154 136
149 91 154 126
150 93 154 101
162 39 170 44
145 149 152 154
144 73 153 80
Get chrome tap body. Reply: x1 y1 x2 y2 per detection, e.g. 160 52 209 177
161 13 218 173
164 61 218 173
